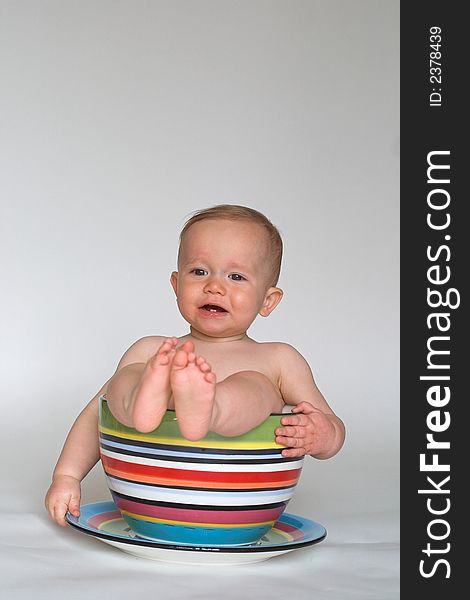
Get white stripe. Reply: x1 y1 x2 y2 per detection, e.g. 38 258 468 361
107 476 296 506
101 448 303 473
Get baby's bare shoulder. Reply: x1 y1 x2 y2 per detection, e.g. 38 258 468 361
256 341 303 361
117 335 168 367
130 335 167 351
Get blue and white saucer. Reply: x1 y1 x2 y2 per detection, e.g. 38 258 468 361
66 501 326 565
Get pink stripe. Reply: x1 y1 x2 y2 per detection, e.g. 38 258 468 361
88 510 121 529
274 521 303 539
114 496 284 525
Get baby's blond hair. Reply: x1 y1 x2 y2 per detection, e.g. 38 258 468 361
179 205 283 286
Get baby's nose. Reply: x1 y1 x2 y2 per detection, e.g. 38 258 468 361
203 276 226 294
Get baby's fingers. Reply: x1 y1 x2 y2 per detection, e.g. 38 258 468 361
276 425 305 439
276 432 306 449
68 496 81 518
291 402 316 415
279 412 312 428
52 502 70 527
280 444 308 458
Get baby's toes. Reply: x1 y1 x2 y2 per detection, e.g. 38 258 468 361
180 340 195 353
172 349 188 369
196 357 212 372
200 362 212 373
161 339 175 354
204 371 217 384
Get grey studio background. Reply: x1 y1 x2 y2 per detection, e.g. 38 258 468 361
0 1 399 599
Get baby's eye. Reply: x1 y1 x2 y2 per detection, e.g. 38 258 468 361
228 273 246 281
191 268 208 276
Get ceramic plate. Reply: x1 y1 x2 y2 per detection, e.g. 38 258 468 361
66 501 326 565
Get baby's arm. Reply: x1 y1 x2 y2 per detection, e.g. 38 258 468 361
45 389 103 525
274 344 345 459
45 336 173 525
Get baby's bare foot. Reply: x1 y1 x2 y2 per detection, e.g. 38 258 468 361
170 349 217 441
132 337 178 432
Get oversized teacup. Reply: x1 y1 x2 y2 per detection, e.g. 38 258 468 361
99 396 303 546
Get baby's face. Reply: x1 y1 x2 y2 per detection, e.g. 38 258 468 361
171 219 279 339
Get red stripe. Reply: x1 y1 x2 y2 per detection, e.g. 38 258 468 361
105 465 300 489
101 455 301 488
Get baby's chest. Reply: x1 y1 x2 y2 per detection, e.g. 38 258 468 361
204 350 280 384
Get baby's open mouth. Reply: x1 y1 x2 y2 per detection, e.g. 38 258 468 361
200 304 227 313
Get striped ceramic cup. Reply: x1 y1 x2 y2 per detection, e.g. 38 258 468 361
98 396 303 546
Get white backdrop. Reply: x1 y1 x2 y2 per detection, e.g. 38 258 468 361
0 1 399 598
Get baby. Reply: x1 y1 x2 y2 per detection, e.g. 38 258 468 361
45 205 345 526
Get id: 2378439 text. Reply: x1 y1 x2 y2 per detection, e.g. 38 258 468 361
429 26 442 107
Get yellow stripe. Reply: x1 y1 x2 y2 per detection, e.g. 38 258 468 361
271 527 294 541
99 426 283 449
97 518 122 530
121 510 275 529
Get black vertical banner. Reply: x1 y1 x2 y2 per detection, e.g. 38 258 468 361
401 1 465 596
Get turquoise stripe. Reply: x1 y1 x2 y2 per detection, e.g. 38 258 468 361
123 515 273 546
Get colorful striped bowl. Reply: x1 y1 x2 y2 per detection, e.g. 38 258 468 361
98 396 303 546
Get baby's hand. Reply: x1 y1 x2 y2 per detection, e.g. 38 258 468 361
275 401 336 458
45 475 81 526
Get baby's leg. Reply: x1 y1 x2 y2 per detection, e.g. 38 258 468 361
170 349 217 441
171 356 283 440
131 338 180 432
212 371 284 436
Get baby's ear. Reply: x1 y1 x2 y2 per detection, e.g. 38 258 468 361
170 271 178 295
259 287 283 317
